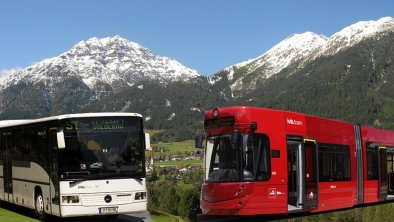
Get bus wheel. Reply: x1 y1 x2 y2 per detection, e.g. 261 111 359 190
35 191 47 221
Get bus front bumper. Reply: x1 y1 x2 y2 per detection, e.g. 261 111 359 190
60 201 147 217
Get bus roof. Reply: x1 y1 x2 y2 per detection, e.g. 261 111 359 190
0 120 35 128
0 112 142 128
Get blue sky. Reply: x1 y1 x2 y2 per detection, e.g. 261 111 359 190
0 0 393 75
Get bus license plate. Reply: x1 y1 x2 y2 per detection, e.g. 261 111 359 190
99 207 118 214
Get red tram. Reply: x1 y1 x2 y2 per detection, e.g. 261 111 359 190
195 106 394 216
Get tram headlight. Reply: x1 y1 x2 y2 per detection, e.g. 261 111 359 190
134 192 147 200
62 195 80 204
213 108 219 117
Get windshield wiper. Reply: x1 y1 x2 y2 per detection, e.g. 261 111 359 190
63 171 91 187
69 178 90 187
67 173 112 186
63 171 90 177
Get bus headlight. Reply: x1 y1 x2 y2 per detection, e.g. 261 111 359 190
134 192 146 200
62 195 80 204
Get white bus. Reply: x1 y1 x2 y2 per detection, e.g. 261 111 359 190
0 113 150 221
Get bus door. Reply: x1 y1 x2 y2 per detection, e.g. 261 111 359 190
287 137 319 211
378 146 387 199
48 126 60 215
2 133 12 202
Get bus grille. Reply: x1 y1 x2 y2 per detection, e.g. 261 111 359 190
80 193 133 206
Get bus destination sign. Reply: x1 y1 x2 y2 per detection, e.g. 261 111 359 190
91 120 124 130
65 119 125 131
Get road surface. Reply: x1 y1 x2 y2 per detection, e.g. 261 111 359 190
118 211 152 222
0 202 152 222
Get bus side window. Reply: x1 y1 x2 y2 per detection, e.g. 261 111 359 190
12 129 25 161
30 126 49 170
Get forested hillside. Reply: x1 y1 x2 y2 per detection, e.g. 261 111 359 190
230 31 394 130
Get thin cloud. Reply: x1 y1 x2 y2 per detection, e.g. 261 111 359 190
0 68 22 84
0 67 22 76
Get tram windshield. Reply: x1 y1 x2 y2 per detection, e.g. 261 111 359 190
205 133 270 183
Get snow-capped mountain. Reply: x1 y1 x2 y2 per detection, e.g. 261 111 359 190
218 17 394 96
323 17 394 55
218 32 327 94
0 36 204 123
0 36 200 91
229 32 328 79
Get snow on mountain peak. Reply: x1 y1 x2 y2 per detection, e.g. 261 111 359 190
69 35 145 58
0 36 200 91
63 36 200 86
223 17 394 85
242 32 328 78
270 32 328 52
223 32 329 92
323 17 394 55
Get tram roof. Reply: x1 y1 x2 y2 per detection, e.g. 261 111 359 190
0 112 142 128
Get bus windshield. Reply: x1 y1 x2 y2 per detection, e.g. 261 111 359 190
59 116 144 180
205 133 270 183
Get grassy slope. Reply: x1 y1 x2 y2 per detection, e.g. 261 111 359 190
153 159 202 166
0 208 38 222
152 140 195 155
146 140 203 166
145 129 166 136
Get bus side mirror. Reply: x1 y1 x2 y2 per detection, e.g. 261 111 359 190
195 135 204 149
57 131 66 149
145 133 151 150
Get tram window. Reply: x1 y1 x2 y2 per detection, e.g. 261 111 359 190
388 153 394 174
318 143 351 182
245 134 270 181
367 147 379 180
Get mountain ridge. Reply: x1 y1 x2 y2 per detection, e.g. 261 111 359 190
216 17 394 97
0 17 393 142
0 35 200 92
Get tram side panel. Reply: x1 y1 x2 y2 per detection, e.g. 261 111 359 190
305 115 357 212
361 126 394 204
248 109 289 214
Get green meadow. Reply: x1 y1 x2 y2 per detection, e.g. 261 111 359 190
0 208 38 222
